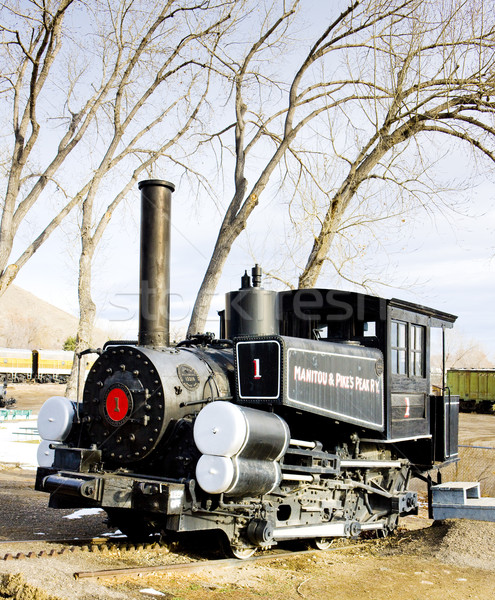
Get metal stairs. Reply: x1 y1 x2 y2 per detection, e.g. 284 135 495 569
431 481 495 521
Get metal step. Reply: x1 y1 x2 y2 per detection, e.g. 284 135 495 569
431 481 495 521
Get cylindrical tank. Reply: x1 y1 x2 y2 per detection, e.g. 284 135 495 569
193 401 290 461
194 402 289 497
224 265 278 338
138 179 175 347
37 396 76 442
37 440 61 468
195 455 282 497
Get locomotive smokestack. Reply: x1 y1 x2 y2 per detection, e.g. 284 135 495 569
138 179 175 347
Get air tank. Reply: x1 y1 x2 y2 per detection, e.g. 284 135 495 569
193 401 290 497
193 401 289 460
195 455 282 496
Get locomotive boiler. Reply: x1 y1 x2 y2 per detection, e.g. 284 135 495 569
35 180 459 558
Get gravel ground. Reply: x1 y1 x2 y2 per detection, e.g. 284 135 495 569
0 385 494 599
0 468 114 541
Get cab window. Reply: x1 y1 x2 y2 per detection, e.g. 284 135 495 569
410 324 425 377
391 321 407 375
391 320 425 377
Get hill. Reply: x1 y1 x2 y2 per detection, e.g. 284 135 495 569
0 284 105 350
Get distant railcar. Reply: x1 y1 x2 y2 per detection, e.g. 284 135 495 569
447 369 495 413
0 348 33 382
32 350 74 383
0 348 74 383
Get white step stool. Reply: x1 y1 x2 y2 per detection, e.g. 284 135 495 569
431 481 495 521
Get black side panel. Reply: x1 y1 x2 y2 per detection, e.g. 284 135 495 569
284 339 384 431
390 393 429 439
431 394 459 462
235 335 384 432
236 338 282 402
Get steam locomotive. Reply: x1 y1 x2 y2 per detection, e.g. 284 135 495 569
35 180 459 558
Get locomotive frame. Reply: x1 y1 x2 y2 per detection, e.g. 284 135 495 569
35 180 458 558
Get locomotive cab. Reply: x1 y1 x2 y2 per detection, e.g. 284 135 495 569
224 282 458 470
275 289 458 466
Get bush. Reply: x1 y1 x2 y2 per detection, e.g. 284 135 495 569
63 336 76 351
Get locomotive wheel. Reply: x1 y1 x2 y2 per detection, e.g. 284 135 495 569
373 526 389 539
229 545 256 559
220 535 256 559
385 514 399 535
312 537 332 550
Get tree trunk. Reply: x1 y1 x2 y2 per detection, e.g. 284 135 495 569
65 246 96 399
298 135 396 288
187 226 239 336
0 189 18 285
298 229 339 289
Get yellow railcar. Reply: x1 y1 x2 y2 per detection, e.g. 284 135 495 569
0 348 82 383
32 350 74 383
0 348 34 382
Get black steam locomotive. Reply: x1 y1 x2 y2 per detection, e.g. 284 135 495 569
35 180 459 558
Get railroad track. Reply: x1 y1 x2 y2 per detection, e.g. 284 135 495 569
0 535 374 579
73 543 372 579
0 535 167 562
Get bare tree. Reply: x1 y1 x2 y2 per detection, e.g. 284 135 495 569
187 0 495 334
298 0 495 288
188 0 309 334
63 0 235 395
0 0 80 295
0 0 234 301
431 333 494 369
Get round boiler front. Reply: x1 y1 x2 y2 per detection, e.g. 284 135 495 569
81 345 231 465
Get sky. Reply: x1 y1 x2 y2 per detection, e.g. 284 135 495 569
12 169 495 362
6 0 495 362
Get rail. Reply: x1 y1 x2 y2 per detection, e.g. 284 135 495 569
12 426 39 439
458 444 495 450
0 535 372 579
73 543 371 579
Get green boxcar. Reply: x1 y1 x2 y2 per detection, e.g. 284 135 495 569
446 369 495 413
